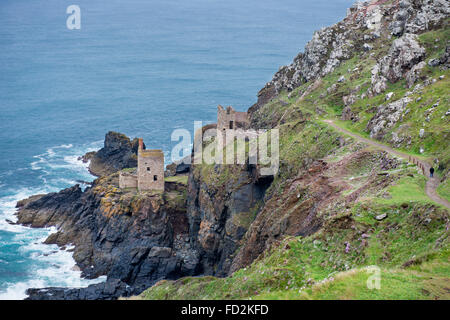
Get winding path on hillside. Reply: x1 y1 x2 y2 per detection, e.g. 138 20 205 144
323 119 450 209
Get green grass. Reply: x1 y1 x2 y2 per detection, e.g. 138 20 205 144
437 179 450 202
265 120 341 197
418 26 450 59
375 174 429 205
164 175 189 184
139 260 449 300
139 200 449 300
256 263 450 300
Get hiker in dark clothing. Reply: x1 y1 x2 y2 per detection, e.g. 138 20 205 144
430 167 434 178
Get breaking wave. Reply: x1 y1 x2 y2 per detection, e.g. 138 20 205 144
0 141 105 300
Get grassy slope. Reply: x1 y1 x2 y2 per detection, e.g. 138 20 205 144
165 175 189 184
140 198 449 300
138 27 449 300
260 27 448 171
139 140 449 300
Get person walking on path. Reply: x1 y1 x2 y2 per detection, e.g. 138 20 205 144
430 167 434 178
323 119 450 209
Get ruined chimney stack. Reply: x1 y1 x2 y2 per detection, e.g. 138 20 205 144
138 138 144 151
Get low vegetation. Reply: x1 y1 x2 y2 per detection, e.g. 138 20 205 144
140 199 448 300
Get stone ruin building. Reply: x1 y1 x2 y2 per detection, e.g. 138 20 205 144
217 105 250 132
119 138 164 191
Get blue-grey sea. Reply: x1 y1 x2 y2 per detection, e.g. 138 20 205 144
0 0 353 298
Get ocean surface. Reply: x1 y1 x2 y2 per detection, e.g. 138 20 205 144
0 0 354 299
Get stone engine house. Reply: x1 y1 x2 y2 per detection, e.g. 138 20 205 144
119 138 164 191
217 105 250 132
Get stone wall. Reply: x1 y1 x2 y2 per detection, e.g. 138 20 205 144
119 172 137 189
217 105 250 132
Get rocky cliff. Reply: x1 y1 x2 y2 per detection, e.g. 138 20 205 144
17 172 196 299
82 131 143 177
185 162 272 276
17 152 273 299
15 0 450 300
249 0 449 126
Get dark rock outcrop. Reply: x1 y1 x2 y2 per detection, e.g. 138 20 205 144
341 106 358 122
26 279 131 300
82 132 143 177
229 161 331 273
16 174 197 299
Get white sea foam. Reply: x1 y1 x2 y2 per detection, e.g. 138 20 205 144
0 141 106 299
0 187 50 231
58 144 74 149
0 279 47 300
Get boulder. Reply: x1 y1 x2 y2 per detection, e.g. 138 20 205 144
343 94 357 106
379 33 425 83
428 58 440 67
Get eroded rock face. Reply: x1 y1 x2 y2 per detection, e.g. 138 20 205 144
383 34 425 82
230 161 331 273
372 33 426 95
229 149 401 273
251 21 356 113
186 164 271 276
390 1 412 36
82 132 142 177
369 33 426 96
